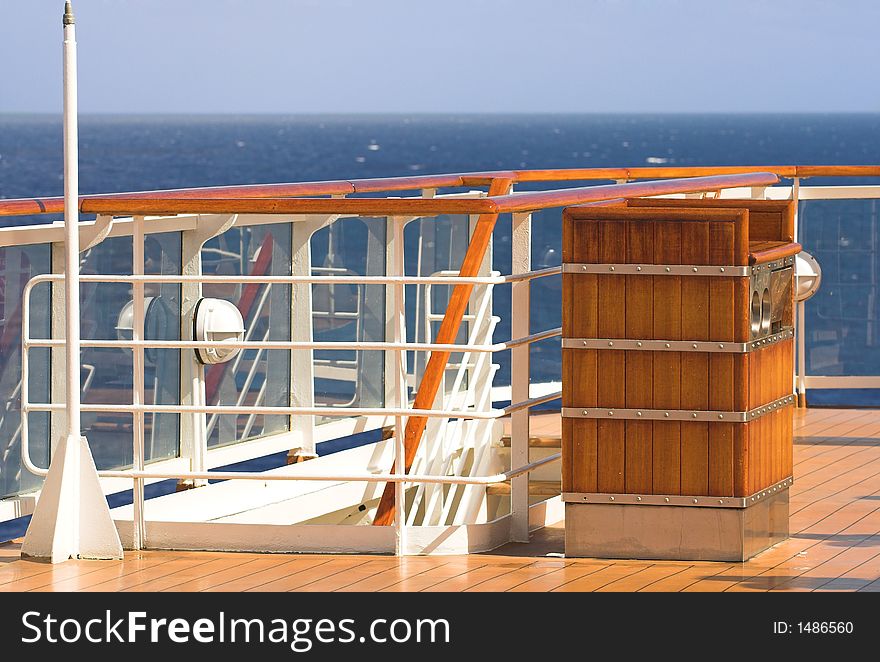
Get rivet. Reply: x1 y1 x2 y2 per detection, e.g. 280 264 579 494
664 412 670 418
636 341 643 347
636 411 642 417
636 266 642 272
583 340 588 346
665 343 671 348
718 414 724 419
636 496 642 501
665 497 670 503
665 267 671 272
692 344 698 349
718 499 724 505
582 265 588 271
609 496 615 501
608 341 614 347
693 498 698 504
608 411 614 416
718 344 724 349
720 268 725 273
582 410 588 415
692 413 698 418
692 267 698 272
609 266 615 272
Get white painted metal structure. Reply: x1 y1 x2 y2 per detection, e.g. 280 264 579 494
18 1 123 563
5 182 564 554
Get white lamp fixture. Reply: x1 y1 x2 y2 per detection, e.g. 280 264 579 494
193 297 245 364
795 251 822 302
116 297 155 340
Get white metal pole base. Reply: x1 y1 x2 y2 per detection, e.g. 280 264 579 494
20 434 124 563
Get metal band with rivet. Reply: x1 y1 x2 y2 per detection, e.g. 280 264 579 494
564 263 750 276
562 394 794 423
563 328 793 354
563 477 793 509
564 257 793 277
749 255 795 272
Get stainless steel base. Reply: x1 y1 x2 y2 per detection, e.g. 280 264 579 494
564 488 789 562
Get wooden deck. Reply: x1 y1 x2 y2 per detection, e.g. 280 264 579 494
2 406 879 592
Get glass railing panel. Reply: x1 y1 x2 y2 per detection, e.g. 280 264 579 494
0 244 50 498
202 223 291 448
311 217 386 421
80 232 182 468
800 198 880 405
405 214 471 397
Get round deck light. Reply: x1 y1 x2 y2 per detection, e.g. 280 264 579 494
795 251 822 302
193 297 245 364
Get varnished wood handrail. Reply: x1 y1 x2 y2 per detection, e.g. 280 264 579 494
63 173 779 217
1 165 878 218
80 196 498 216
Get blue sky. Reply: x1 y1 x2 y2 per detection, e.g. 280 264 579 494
1 0 878 114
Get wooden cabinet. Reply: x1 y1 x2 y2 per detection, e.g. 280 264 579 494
562 200 799 561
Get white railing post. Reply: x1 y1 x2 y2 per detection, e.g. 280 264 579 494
178 213 236 485
131 216 146 548
510 210 531 542
386 216 408 554
289 218 326 460
792 177 807 406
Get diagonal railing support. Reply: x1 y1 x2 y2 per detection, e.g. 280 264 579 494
372 177 513 526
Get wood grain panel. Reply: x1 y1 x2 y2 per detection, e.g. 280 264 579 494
625 220 654 494
733 275 750 496
562 216 600 492
679 221 710 496
597 220 626 493
627 199 793 243
784 339 794 479
708 221 736 496
652 221 682 494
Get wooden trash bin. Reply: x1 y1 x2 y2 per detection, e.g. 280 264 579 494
562 199 799 561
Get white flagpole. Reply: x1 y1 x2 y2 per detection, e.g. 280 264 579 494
21 1 123 563
62 0 81 445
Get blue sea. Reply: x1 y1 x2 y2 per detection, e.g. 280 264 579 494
2 113 880 394
1 113 880 540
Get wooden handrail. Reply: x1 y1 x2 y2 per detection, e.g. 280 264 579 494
489 173 779 213
80 196 497 216
57 172 779 217
1 165 878 218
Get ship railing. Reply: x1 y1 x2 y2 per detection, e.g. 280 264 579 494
19 268 562 552
3 166 877 551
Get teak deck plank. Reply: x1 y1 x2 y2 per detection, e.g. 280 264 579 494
551 563 653 592
505 562 609 592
